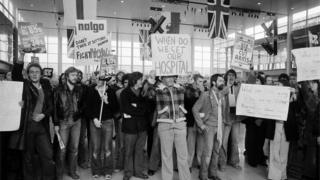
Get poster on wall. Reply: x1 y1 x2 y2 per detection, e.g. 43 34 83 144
0 81 23 131
236 84 290 121
74 20 109 65
292 47 320 82
18 22 46 53
231 33 255 70
151 34 191 76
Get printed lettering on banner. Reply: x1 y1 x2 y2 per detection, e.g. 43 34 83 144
292 47 320 82
151 34 192 76
236 84 290 121
18 22 46 53
74 20 109 65
231 33 254 70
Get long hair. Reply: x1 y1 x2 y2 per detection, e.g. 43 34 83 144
210 74 223 88
128 72 143 87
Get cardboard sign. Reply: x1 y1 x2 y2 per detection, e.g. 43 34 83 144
0 81 23 131
18 22 46 53
31 56 39 64
151 34 191 76
100 55 118 76
236 84 290 121
43 68 53 78
292 47 320 82
74 20 109 65
231 33 254 70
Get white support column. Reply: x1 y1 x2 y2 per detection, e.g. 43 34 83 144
286 9 293 75
191 37 194 73
57 20 62 75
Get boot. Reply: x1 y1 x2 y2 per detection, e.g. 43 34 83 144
68 153 80 179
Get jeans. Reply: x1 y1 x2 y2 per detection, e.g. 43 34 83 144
219 120 241 167
23 121 55 180
114 117 124 170
187 125 204 168
123 131 147 178
90 119 113 176
78 118 90 167
57 120 81 177
200 126 219 180
148 125 161 171
158 122 191 180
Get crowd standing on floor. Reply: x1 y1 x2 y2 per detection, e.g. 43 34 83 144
2 51 320 180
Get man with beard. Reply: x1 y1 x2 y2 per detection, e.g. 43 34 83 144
193 74 226 180
54 67 84 180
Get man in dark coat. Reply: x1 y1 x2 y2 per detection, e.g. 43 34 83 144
9 52 55 180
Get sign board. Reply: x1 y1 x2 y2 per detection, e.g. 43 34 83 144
43 68 53 78
100 55 118 76
292 47 320 82
31 56 39 64
18 22 46 53
74 20 108 65
0 81 23 131
236 84 290 121
151 34 191 76
231 33 254 70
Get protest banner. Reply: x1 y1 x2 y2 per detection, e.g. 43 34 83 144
18 22 46 53
0 81 23 131
231 33 254 70
100 55 118 76
292 47 320 82
151 34 191 76
236 84 291 121
74 20 109 65
31 56 39 64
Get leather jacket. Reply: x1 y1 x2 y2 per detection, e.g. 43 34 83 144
53 83 84 126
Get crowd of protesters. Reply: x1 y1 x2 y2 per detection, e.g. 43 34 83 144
1 51 320 180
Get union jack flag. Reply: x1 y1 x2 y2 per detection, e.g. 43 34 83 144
207 0 230 39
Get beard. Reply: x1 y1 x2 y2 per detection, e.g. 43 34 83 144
217 84 224 90
67 78 77 85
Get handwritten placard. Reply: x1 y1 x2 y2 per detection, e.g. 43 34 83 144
74 20 109 65
0 81 23 131
236 84 290 121
100 55 118 76
151 34 191 76
292 47 320 82
18 22 46 53
231 33 254 70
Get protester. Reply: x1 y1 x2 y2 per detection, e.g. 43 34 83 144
156 75 191 180
185 73 205 170
5 71 12 81
54 67 84 180
10 52 55 180
193 74 225 180
265 75 273 85
265 79 299 180
85 75 118 179
120 72 149 180
220 69 242 170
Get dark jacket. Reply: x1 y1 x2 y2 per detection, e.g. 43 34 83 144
9 62 53 150
184 83 202 127
265 101 299 142
85 85 118 121
120 87 147 134
53 83 84 126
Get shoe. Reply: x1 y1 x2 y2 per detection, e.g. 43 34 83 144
230 164 242 170
92 174 99 178
114 169 121 173
174 168 178 172
68 172 80 179
123 176 131 180
219 166 226 172
148 169 155 176
210 176 222 180
105 174 112 180
134 174 148 179
189 168 192 173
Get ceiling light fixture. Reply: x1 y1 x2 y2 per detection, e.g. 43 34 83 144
120 0 124 3
291 7 294 10
257 2 262 6
161 5 165 8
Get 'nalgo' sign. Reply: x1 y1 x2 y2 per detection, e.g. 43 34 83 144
151 34 191 76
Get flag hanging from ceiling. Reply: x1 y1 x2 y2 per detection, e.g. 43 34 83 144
139 29 151 60
63 0 97 27
207 0 230 39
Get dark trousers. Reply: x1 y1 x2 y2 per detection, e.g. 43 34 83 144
114 117 124 170
23 121 55 180
90 120 114 175
78 118 90 167
123 131 147 178
148 126 161 171
57 120 81 177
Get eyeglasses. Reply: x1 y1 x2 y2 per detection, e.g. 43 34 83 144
29 71 41 74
